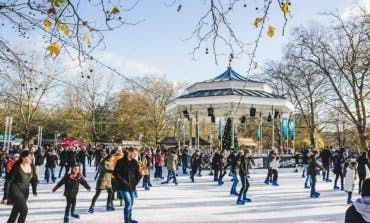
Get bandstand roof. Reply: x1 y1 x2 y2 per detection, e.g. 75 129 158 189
166 67 294 118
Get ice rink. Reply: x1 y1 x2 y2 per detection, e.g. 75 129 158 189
1 166 350 223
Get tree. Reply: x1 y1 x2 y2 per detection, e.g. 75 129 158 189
291 11 370 151
222 117 238 149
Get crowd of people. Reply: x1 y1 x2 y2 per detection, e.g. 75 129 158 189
1 144 370 222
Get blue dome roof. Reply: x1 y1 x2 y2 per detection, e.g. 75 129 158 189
206 67 262 83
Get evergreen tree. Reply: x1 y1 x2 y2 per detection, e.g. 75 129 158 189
222 118 239 149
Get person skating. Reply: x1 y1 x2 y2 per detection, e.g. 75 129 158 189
113 147 142 223
236 148 254 205
216 149 227 186
264 150 276 185
333 149 345 190
345 178 370 223
161 149 178 185
356 152 370 194
52 164 91 223
293 151 301 173
307 150 322 198
270 154 281 186
345 161 358 205
190 150 202 183
154 149 164 180
58 147 68 178
44 148 58 184
139 152 151 190
88 154 115 213
2 150 38 223
301 148 310 178
320 147 333 182
181 148 189 174
112 147 124 206
228 150 241 196
5 153 20 178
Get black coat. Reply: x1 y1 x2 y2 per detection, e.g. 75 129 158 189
53 173 90 197
320 148 333 166
238 156 254 175
45 152 58 168
357 155 370 179
3 164 37 201
333 154 344 174
34 149 44 166
113 157 142 192
345 205 369 223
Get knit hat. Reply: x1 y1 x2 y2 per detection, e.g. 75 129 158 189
362 178 370 197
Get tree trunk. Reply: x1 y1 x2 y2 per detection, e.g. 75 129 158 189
358 127 368 151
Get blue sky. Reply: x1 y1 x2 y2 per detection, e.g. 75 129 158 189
2 0 365 84
95 0 359 83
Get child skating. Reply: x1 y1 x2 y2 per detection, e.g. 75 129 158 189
344 161 358 205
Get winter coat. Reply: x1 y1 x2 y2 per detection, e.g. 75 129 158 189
166 154 178 171
34 149 44 166
345 198 370 223
228 153 239 173
320 148 333 166
77 150 87 164
238 156 254 176
113 156 142 192
53 173 90 197
191 154 202 168
155 153 164 167
45 152 58 168
5 158 17 173
344 166 357 192
59 150 68 166
96 160 114 190
307 156 321 176
267 151 275 168
270 159 280 170
333 154 345 174
302 149 309 165
357 155 370 179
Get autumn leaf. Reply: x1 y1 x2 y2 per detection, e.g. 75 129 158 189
267 25 276 38
43 20 52 31
83 34 91 47
51 0 66 8
111 6 120 15
282 2 290 15
57 23 69 36
47 43 61 56
254 17 263 28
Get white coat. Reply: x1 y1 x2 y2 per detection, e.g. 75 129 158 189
344 167 357 192
270 159 280 170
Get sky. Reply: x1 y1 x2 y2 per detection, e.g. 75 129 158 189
2 0 369 85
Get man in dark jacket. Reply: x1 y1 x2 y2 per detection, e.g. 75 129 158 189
77 148 87 177
320 147 333 182
113 147 142 223
308 150 322 198
357 152 370 194
189 150 202 183
236 149 254 205
45 148 58 183
181 148 189 174
345 178 370 223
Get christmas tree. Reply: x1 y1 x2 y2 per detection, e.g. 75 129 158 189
222 117 239 150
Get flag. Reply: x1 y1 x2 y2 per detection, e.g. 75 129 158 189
282 118 288 139
289 119 295 140
257 124 261 141
181 122 185 141
218 119 223 140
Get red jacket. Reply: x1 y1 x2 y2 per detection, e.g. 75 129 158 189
6 158 17 173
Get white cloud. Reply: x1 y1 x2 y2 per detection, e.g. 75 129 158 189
99 52 161 75
342 0 370 19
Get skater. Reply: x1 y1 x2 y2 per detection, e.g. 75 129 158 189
216 149 227 186
58 147 68 178
356 151 370 194
52 164 91 223
345 178 370 223
77 147 88 177
320 147 333 182
190 150 202 183
2 150 37 223
154 149 164 180
236 148 254 205
181 148 189 174
301 148 310 178
307 150 322 198
270 154 281 186
264 150 276 185
112 147 124 206
88 154 115 213
113 147 142 223
293 151 301 173
333 149 345 190
344 161 358 205
162 149 178 185
44 148 58 184
229 150 241 196
139 152 151 190
211 150 220 182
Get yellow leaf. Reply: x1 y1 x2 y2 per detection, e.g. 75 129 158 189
47 43 61 56
282 2 290 15
254 17 263 28
267 25 276 38
57 23 69 36
43 20 52 31
83 34 91 47
111 6 120 15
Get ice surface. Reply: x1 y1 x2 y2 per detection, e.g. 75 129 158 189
0 167 350 223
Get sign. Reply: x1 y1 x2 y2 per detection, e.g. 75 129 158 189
0 134 16 141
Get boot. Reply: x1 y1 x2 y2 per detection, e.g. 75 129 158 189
64 217 69 223
314 191 320 196
148 183 152 187
144 184 150 191
106 203 115 211
304 183 310 189
129 215 139 223
341 185 345 191
88 207 94 214
70 212 80 219
264 178 269 185
230 189 238 196
269 178 273 184
347 197 353 205
243 195 252 203
325 178 332 182
310 191 319 198
218 179 224 186
272 180 280 186
294 169 298 173
236 198 245 205
213 177 218 182
333 184 340 190
125 218 130 223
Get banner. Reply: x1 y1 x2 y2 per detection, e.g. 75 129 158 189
257 124 261 141
218 119 223 140
289 119 295 140
181 122 185 141
282 118 288 139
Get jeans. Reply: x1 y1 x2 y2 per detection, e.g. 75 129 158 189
238 174 250 200
302 164 308 177
45 167 56 183
310 174 317 194
230 171 239 192
154 165 163 178
305 175 311 187
80 161 86 177
119 191 135 219
182 157 188 173
198 165 202 176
